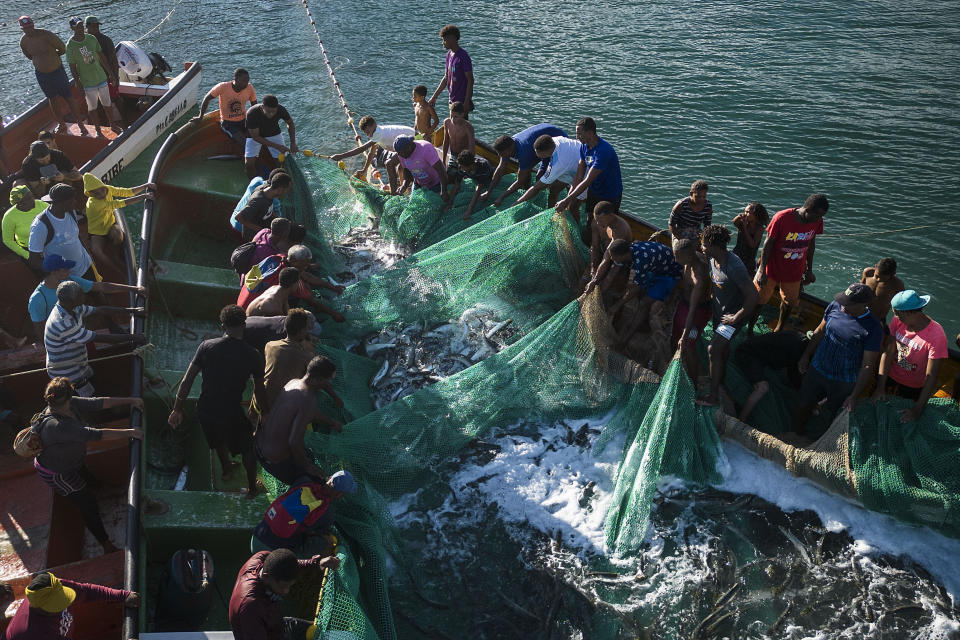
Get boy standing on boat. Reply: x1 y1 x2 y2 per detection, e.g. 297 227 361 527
65 16 123 135
873 290 948 423
244 95 297 179
412 84 440 140
18 16 85 136
168 304 268 498
669 180 713 240
860 257 904 328
194 67 258 145
753 193 828 333
440 102 475 181
428 25 474 117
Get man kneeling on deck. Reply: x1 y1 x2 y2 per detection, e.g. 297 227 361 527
792 284 883 439
252 470 358 552
168 304 267 498
256 356 343 485
229 548 339 640
872 289 948 423
697 224 758 407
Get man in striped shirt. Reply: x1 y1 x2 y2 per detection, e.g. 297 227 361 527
669 179 713 240
44 280 146 396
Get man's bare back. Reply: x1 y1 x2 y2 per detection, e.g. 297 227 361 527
246 284 289 317
257 379 313 463
591 214 632 274
444 117 475 158
21 30 65 74
861 267 905 322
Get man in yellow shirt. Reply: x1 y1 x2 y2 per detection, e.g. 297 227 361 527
2 185 48 260
82 173 154 273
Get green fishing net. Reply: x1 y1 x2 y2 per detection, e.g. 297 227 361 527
252 157 960 639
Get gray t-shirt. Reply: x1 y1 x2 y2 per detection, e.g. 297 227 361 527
35 397 105 473
710 250 751 322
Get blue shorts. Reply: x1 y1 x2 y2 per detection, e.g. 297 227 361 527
644 275 679 302
36 66 72 100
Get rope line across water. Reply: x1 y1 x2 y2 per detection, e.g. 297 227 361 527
0 343 155 380
298 0 363 145
134 0 186 43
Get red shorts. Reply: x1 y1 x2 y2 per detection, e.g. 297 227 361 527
672 300 712 346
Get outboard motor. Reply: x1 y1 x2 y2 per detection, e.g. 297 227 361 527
148 52 172 75
155 548 215 631
116 40 154 81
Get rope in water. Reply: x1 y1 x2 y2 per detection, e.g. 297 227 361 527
298 0 363 145
0 343 155 380
134 0 186 43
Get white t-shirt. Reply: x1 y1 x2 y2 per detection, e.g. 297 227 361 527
370 124 416 150
28 210 93 278
539 136 584 185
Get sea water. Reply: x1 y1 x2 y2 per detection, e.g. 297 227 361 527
1 1 958 636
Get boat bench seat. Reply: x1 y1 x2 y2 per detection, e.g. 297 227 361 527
150 259 240 319
143 489 269 531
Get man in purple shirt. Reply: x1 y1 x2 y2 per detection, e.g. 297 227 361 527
429 25 474 118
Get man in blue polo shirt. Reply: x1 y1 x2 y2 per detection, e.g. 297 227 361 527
556 117 623 243
28 254 145 339
484 122 566 206
793 283 883 437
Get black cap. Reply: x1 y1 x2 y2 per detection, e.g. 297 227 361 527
835 283 874 305
30 141 50 158
27 573 53 591
42 183 76 204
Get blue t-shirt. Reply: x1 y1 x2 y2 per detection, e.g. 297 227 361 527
811 301 884 383
581 137 623 200
28 276 94 323
512 123 566 171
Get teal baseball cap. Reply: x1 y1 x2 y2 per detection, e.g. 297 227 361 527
891 290 930 312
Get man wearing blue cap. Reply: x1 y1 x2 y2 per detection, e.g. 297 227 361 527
28 253 146 337
793 283 884 437
873 290 948 422
393 135 450 203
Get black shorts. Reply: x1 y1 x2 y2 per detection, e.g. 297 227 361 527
198 408 253 455
36 66 72 100
798 367 855 415
884 377 922 401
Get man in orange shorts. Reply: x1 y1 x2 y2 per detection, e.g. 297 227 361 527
753 193 827 332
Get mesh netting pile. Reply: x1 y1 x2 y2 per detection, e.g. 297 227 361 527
260 157 959 639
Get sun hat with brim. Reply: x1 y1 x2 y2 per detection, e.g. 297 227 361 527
41 184 76 204
83 172 107 194
834 283 874 305
9 185 32 206
26 573 76 613
891 289 930 312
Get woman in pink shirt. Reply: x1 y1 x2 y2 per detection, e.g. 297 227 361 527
873 290 948 422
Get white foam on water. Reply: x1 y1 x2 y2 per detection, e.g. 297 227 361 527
443 419 623 556
718 440 960 600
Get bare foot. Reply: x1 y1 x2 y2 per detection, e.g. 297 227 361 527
81 124 93 137
221 460 240 480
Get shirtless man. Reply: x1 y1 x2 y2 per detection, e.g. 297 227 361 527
589 201 633 276
255 356 343 485
440 101 475 182
412 85 439 140
671 238 712 382
860 257 904 328
246 267 300 317
19 16 84 134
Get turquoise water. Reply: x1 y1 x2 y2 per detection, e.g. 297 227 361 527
1 0 958 336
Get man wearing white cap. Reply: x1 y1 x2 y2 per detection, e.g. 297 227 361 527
873 290 948 423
